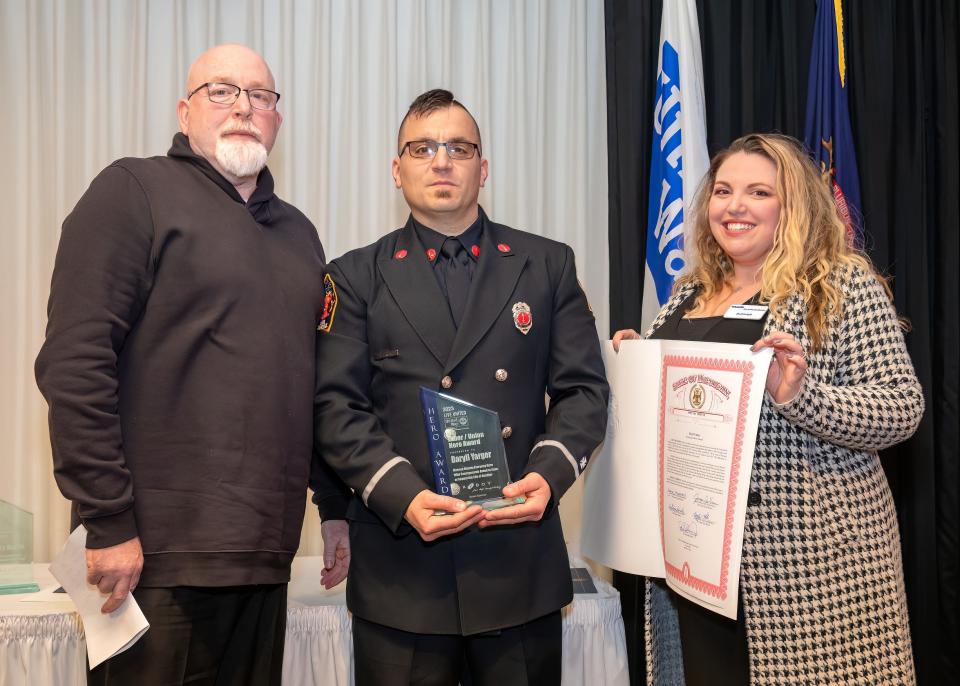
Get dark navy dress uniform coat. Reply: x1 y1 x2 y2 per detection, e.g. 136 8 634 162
312 210 608 636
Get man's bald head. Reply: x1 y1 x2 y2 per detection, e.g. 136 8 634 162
177 44 283 191
185 44 276 95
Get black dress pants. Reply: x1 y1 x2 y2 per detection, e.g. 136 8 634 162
352 611 562 686
86 584 287 686
675 590 750 686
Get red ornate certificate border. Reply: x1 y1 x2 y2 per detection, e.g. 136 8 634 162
657 355 754 601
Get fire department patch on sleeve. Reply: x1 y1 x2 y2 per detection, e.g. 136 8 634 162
318 273 339 333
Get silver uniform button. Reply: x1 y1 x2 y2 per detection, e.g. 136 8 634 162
495 369 508 382
441 375 453 389
501 426 513 439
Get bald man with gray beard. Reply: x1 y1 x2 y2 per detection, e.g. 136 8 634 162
35 44 350 686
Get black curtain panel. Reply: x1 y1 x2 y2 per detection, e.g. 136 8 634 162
605 0 662 334
602 1 661 669
604 1 959 684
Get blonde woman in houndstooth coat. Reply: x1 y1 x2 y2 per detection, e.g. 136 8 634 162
614 133 923 685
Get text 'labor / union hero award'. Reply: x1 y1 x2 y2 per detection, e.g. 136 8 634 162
420 387 525 510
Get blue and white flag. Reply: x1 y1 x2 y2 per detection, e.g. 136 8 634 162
642 0 709 330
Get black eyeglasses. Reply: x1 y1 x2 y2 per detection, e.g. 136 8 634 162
187 82 281 111
400 139 481 160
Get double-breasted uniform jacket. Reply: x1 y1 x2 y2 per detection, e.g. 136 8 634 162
312 210 609 636
644 265 923 685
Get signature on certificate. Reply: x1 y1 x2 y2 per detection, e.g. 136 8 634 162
668 489 686 500
679 521 699 538
693 511 712 525
668 504 685 517
693 494 719 508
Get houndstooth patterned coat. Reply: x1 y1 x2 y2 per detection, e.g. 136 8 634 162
643 265 923 685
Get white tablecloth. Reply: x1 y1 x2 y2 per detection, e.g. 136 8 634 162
1 566 86 686
558 560 630 686
1 558 628 686
283 557 354 686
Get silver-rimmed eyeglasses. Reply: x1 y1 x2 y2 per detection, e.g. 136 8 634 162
187 82 281 111
400 139 481 160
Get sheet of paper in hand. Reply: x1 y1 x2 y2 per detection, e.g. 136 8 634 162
49 526 150 669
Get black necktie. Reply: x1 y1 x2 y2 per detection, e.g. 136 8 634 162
440 238 471 328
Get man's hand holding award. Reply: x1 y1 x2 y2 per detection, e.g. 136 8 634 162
404 492 485 542
406 388 532 541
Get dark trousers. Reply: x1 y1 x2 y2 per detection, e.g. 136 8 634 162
352 611 562 686
676 590 750 686
87 584 287 686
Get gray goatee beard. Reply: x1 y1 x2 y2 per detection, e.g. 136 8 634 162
215 135 269 179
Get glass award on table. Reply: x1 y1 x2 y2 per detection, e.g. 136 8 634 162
420 387 525 511
0 499 39 594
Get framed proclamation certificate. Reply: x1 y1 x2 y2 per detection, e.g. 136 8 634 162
581 340 772 619
657 347 768 617
419 387 524 510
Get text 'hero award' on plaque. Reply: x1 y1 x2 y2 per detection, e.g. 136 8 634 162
420 387 525 510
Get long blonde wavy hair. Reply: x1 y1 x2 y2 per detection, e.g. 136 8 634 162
677 133 886 351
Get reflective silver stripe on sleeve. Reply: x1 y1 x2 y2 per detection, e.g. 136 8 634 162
530 439 579 478
361 456 411 505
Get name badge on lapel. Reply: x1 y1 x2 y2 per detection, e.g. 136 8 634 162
724 304 768 320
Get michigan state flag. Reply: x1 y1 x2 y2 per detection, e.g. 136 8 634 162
804 0 862 245
642 0 709 330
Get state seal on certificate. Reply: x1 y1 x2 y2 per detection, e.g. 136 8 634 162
419 387 524 510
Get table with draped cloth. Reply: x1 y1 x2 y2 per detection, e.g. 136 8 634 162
1 556 628 685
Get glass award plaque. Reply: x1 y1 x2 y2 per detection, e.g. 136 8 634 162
0 499 39 594
420 387 525 511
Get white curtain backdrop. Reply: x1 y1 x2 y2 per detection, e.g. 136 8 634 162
0 0 608 562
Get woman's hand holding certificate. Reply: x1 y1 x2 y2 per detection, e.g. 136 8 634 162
752 331 808 404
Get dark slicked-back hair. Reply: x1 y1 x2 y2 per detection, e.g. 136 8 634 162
397 89 482 156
